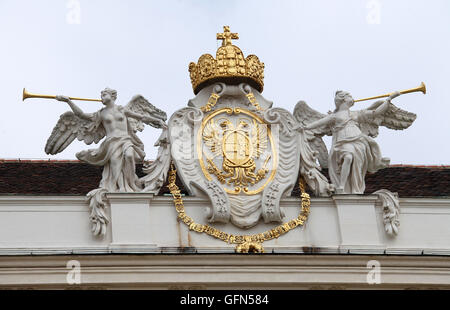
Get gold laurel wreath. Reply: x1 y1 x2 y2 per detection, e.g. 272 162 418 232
167 164 311 253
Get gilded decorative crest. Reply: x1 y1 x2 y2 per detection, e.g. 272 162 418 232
169 26 321 229
198 107 277 195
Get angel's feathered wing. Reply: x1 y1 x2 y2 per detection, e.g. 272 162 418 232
251 119 268 159
126 95 167 132
45 111 105 155
203 119 223 158
293 101 331 168
359 102 417 137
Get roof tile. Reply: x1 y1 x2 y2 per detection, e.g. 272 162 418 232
0 161 449 197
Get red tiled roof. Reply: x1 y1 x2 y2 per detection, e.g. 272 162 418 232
0 160 449 197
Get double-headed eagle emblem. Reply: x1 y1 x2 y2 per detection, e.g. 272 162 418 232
202 114 271 193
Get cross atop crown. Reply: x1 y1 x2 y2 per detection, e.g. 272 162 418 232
216 26 239 47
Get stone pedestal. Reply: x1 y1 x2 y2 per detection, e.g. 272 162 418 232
107 193 157 253
332 195 385 254
1 195 450 256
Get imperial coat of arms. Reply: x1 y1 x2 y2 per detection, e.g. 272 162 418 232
167 27 331 228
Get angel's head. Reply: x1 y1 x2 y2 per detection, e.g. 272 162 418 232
101 88 117 105
334 90 354 111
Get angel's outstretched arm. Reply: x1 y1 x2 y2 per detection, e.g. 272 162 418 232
359 91 401 118
365 99 385 110
125 109 167 128
373 100 390 116
56 96 94 121
304 114 334 130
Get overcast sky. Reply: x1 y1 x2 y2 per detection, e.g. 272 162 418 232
0 0 449 164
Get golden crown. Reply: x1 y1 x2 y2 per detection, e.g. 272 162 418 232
189 26 265 94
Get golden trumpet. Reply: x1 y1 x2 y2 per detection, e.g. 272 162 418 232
22 88 102 102
354 82 426 103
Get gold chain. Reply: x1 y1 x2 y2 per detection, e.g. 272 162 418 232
245 92 262 111
200 92 263 113
167 164 310 253
201 93 221 112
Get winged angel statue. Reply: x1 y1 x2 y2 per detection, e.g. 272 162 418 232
46 88 167 235
293 90 416 194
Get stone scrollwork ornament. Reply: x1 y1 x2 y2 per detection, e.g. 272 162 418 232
265 107 333 198
373 189 401 236
141 127 171 193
